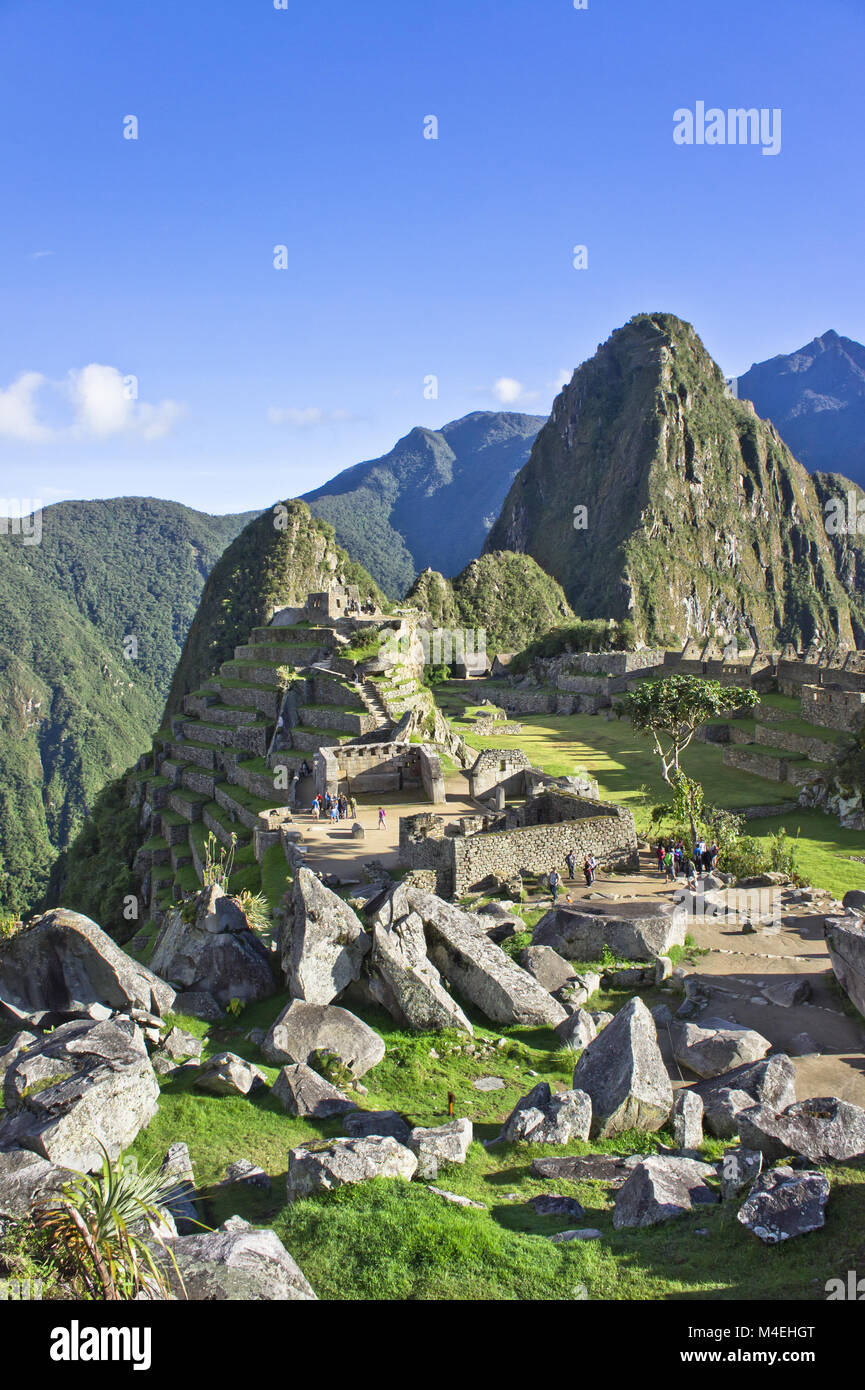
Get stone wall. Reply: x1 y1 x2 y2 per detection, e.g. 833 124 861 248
722 745 793 782
469 748 532 799
800 684 865 732
451 811 637 896
418 746 446 804
399 799 637 898
753 722 838 762
497 687 558 715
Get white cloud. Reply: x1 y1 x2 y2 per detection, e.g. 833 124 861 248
551 367 573 391
490 377 542 407
0 372 53 441
0 365 184 442
29 250 56 260
268 406 359 427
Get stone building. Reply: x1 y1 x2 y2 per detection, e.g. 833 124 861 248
399 787 637 898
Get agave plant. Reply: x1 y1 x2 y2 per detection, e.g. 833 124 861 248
34 1144 185 1301
239 889 271 933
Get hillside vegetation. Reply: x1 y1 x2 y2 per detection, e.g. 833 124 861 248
0 498 255 912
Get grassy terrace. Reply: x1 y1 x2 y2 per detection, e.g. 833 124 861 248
436 681 865 898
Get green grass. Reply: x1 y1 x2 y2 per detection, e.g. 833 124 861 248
128 992 865 1302
433 683 865 898
260 842 292 908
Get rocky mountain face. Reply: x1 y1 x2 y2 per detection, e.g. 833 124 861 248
485 313 864 649
737 331 865 489
0 498 255 914
304 411 545 597
406 552 574 657
163 501 383 717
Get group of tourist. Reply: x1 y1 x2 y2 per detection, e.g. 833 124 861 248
310 791 357 822
547 851 598 900
656 838 718 886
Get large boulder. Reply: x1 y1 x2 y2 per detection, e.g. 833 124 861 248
0 908 175 1026
737 1097 865 1163
530 1152 644 1186
271 1063 357 1119
519 945 580 994
408 1118 473 1169
737 1167 830 1244
0 1017 159 1171
149 886 275 1009
495 1082 591 1145
406 890 567 1028
613 1155 718 1229
194 1053 266 1097
694 1054 796 1138
824 915 865 1018
278 867 370 1004
533 898 686 962
670 1017 771 1079
343 1110 411 1143
0 1150 73 1226
366 889 472 1034
262 1000 385 1077
165 1216 316 1299
286 1136 417 1200
571 997 673 1138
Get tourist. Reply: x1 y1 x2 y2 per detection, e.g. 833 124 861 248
348 796 357 819
378 807 387 829
548 868 561 902
565 850 576 881
663 848 675 883
687 858 698 892
708 843 719 871
583 854 596 887
330 803 339 823
656 842 666 875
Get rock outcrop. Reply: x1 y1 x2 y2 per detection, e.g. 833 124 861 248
271 1062 358 1119
262 1000 385 1077
670 1017 772 1079
286 1136 417 1200
495 1082 592 1145
737 1167 830 1244
366 887 473 1034
166 1215 317 1299
613 1155 718 1229
149 886 275 1009
571 997 673 1138
278 868 370 1005
694 1054 796 1139
737 1097 865 1163
533 898 686 963
407 890 567 1028
0 908 175 1026
0 1017 159 1171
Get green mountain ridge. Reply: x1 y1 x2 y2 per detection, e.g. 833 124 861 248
486 312 865 649
303 410 545 596
406 551 574 656
0 498 256 911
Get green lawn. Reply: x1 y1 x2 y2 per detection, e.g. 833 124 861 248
435 684 865 898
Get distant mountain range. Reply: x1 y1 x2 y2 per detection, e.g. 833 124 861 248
303 411 544 596
736 330 865 488
0 498 255 911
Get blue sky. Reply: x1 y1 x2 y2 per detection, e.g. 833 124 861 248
0 0 861 514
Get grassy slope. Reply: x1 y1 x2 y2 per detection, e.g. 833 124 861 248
128 991 865 1302
436 685 865 899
